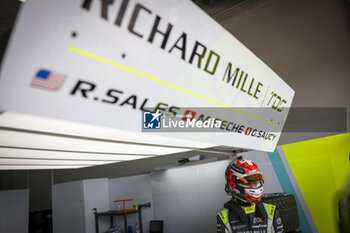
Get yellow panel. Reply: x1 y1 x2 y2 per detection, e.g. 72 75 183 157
281 134 350 233
325 133 350 192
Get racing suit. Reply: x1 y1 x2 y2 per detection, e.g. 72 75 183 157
217 199 284 233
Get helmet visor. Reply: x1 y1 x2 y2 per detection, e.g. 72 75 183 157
236 173 264 187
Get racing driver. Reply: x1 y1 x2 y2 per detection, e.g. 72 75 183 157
217 156 284 233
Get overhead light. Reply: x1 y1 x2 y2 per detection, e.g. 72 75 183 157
0 112 214 149
0 112 217 170
0 130 187 155
0 165 86 170
0 147 152 161
0 158 117 166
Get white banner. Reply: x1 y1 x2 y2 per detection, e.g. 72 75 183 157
0 0 294 152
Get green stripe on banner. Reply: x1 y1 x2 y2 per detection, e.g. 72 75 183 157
267 149 313 233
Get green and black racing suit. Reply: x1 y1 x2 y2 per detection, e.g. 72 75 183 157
217 199 284 233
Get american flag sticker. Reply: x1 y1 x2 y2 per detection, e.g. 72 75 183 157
31 69 66 91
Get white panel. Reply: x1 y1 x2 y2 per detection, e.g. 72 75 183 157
0 0 293 151
151 160 233 233
151 164 204 233
196 160 231 233
0 189 29 233
83 179 110 233
52 181 86 233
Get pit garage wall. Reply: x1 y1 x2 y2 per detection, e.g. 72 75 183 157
52 179 110 233
51 133 348 233
0 189 29 233
147 133 349 233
